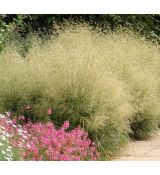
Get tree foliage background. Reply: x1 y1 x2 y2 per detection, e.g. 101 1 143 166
0 14 160 51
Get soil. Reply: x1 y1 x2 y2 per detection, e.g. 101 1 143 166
115 131 160 160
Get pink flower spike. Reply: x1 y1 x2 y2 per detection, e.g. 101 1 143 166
62 121 69 129
47 108 53 116
21 116 25 120
12 117 17 124
18 115 25 121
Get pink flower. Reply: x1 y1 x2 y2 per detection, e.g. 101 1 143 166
62 121 69 129
5 111 12 117
12 117 17 124
18 115 25 121
47 108 53 116
26 104 32 110
0 114 99 161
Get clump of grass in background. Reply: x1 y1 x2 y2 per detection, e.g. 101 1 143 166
0 23 160 159
95 31 160 140
125 68 159 140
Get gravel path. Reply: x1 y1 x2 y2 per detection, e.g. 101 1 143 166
115 131 160 160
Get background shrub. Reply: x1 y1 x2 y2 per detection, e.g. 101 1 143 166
1 14 160 44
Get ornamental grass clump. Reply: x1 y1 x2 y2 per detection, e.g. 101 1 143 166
97 31 160 140
0 23 160 159
0 25 133 159
26 26 133 158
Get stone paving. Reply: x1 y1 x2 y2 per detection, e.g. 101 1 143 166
115 131 160 160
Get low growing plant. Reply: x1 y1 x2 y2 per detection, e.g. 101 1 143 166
0 113 99 161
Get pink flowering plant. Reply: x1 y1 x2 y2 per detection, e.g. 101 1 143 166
22 121 99 160
0 113 100 161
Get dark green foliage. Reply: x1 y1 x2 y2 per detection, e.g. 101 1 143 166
0 14 160 48
87 118 129 160
130 115 158 140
